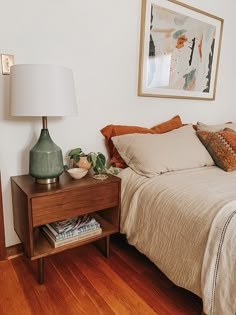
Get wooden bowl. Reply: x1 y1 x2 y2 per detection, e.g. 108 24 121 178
67 168 88 179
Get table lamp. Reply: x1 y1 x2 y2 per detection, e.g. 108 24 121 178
10 64 77 184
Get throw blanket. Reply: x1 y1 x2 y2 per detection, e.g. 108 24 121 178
118 166 236 314
202 200 236 315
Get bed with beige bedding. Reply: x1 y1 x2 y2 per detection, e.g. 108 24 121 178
117 166 236 315
110 124 236 315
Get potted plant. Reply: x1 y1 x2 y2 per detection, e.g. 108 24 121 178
67 148 107 179
67 148 91 170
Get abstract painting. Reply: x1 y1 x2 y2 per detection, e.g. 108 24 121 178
138 0 223 100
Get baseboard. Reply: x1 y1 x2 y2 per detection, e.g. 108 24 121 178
6 243 23 259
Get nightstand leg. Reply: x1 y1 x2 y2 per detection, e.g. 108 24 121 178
38 257 44 284
95 235 110 258
105 235 110 258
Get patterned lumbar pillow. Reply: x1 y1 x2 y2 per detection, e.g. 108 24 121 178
197 129 236 171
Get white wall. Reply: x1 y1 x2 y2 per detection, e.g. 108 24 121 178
0 0 235 246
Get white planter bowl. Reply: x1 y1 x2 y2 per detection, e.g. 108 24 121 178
67 168 88 179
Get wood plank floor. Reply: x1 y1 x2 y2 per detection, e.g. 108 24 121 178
0 236 202 315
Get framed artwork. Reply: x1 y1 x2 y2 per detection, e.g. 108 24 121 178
138 0 223 100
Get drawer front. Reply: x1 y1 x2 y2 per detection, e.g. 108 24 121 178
31 182 119 227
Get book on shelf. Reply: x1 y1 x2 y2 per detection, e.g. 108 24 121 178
50 215 87 234
41 226 102 248
50 214 99 234
42 214 101 241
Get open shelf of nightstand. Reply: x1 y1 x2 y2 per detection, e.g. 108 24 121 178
33 214 118 260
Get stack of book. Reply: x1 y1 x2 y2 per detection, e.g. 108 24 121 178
41 215 102 248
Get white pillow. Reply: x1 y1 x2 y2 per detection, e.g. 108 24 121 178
112 125 214 177
196 121 236 132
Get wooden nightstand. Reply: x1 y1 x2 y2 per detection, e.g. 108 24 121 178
11 172 121 284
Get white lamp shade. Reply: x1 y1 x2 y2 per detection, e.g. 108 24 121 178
10 64 77 116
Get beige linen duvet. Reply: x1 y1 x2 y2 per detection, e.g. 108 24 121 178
118 166 236 315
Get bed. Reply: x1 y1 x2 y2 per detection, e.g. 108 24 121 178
118 166 236 315
101 117 236 315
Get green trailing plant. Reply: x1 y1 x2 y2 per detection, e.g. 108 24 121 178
67 148 106 174
87 152 106 174
68 148 85 163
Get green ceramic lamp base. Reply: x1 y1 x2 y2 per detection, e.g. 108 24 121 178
29 129 64 184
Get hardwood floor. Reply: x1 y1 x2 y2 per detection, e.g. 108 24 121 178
0 236 202 315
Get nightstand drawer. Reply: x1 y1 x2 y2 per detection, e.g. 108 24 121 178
31 182 119 227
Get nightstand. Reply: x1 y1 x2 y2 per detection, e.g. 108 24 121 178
11 172 121 284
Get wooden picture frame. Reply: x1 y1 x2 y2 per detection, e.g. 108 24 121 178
138 0 223 100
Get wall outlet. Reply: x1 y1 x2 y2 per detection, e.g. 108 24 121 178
1 54 14 75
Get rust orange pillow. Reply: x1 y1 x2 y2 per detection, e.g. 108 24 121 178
151 115 182 133
197 130 236 172
101 115 183 168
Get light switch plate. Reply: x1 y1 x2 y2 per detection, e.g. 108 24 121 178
1 54 14 75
